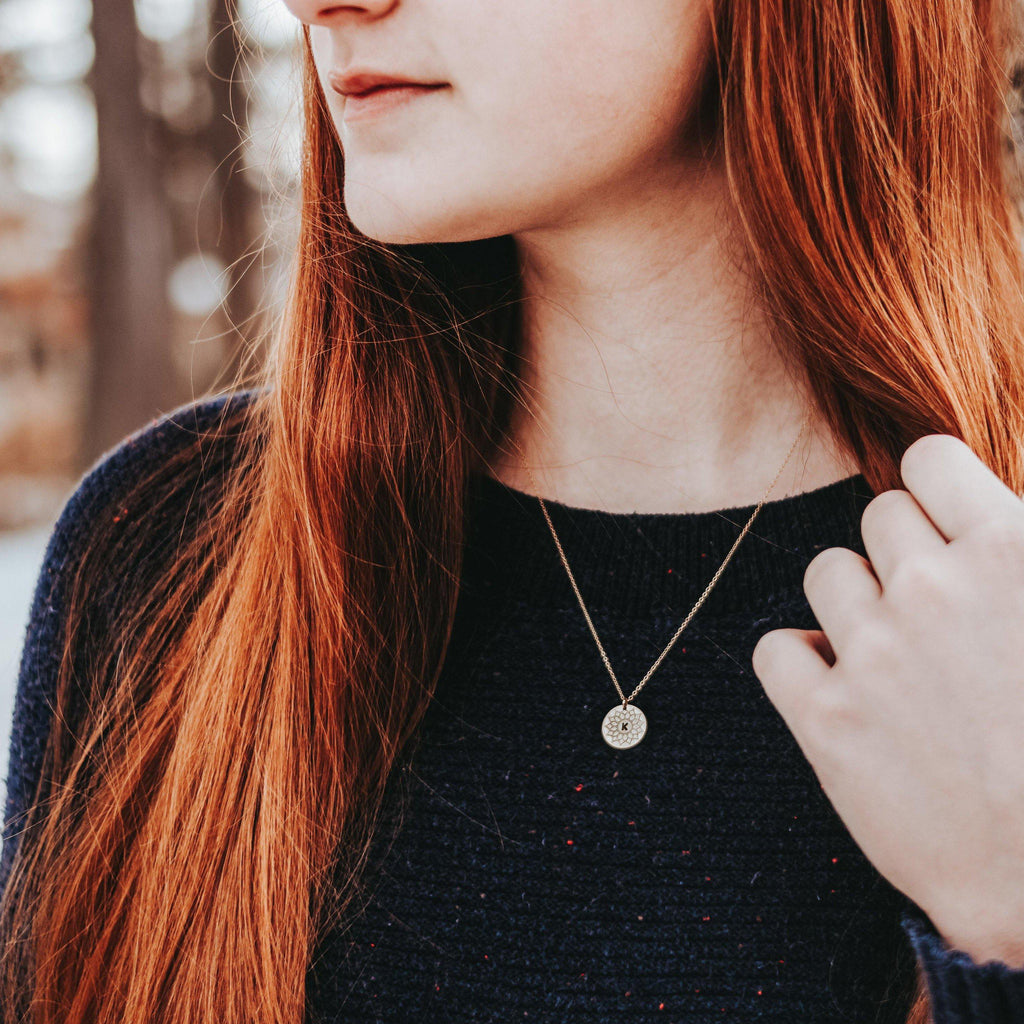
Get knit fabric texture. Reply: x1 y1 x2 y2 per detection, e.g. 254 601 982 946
3 390 1024 1023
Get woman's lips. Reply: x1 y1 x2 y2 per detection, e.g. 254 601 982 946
342 83 449 124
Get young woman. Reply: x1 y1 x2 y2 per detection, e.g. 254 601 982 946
3 0 1024 1020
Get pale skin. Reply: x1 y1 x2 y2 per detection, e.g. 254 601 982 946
281 0 1024 966
757 434 1024 968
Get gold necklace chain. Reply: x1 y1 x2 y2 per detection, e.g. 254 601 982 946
518 415 811 749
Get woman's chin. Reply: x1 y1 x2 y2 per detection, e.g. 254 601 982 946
344 189 508 247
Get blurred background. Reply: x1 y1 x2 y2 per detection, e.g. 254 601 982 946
4 1 1024 785
0 0 303 772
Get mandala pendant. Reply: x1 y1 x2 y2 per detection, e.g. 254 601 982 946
601 703 647 749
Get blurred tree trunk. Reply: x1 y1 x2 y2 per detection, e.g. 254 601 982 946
83 0 177 464
206 0 261 387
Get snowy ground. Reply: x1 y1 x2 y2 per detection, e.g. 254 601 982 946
0 524 54 787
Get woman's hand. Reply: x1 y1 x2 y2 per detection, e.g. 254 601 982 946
751 433 1024 966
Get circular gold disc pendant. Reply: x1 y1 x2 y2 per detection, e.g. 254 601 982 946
601 703 647 749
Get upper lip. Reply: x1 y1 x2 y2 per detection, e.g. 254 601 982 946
327 69 445 97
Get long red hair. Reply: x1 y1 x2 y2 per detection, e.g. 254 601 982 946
2 2 1022 1020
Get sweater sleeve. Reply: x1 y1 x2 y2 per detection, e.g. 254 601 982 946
901 904 1024 1022
0 390 254 899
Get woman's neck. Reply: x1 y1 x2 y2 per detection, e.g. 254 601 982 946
485 406 861 516
489 160 861 515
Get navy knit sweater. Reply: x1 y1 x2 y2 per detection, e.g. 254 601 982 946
4 389 1024 1023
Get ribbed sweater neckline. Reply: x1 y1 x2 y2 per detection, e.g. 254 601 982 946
463 468 877 619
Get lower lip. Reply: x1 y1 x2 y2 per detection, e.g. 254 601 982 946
342 84 448 124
